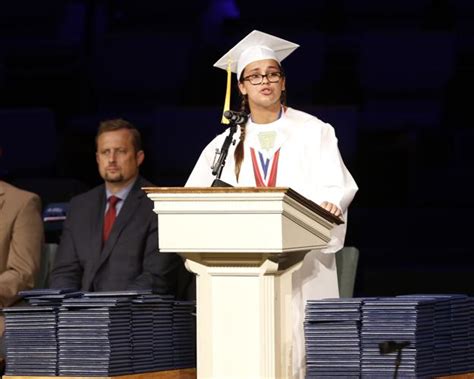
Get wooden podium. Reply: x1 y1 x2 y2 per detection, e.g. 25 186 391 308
145 187 341 379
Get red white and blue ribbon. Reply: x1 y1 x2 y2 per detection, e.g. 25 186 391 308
250 147 280 187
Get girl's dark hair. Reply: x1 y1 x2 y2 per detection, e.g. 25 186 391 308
233 65 286 181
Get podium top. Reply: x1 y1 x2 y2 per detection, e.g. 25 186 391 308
142 186 343 225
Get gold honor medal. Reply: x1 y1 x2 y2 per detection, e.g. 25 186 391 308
258 131 277 151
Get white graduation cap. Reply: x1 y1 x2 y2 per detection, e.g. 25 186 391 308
213 30 299 124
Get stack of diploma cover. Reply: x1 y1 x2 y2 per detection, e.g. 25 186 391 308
172 301 196 369
304 298 364 378
395 294 473 376
3 305 59 375
469 297 474 373
3 288 80 376
3 289 197 375
304 295 474 378
151 296 175 371
131 294 174 373
361 297 437 378
57 292 135 376
446 295 472 375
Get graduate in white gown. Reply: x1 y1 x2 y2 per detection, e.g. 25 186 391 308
185 30 358 378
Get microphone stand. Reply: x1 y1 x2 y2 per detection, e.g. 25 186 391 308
211 122 239 187
378 341 410 379
393 348 403 379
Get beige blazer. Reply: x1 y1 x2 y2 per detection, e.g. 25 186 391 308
0 181 43 334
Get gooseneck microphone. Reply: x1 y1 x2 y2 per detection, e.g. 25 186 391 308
210 109 248 186
223 110 248 125
378 341 410 354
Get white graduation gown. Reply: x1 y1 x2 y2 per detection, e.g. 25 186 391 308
186 107 358 378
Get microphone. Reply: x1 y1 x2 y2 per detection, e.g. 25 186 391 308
224 110 248 125
379 341 410 354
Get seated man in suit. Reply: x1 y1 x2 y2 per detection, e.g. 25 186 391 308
0 180 44 366
50 119 192 298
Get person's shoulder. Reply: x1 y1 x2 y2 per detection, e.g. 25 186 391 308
205 126 237 147
0 180 40 204
133 177 156 202
286 107 329 127
130 177 158 223
285 107 333 135
135 176 155 189
69 183 103 206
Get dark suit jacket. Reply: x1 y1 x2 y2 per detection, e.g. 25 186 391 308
49 176 193 298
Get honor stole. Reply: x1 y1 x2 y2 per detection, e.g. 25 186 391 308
250 148 281 187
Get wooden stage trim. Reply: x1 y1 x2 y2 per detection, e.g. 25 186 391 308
4 368 196 379
4 369 474 379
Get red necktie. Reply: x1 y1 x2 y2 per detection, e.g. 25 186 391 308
103 195 120 242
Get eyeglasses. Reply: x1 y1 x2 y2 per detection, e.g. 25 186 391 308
242 72 284 85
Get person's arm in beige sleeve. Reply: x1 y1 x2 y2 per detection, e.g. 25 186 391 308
0 193 43 308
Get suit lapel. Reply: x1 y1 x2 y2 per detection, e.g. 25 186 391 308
92 187 106 258
82 186 107 291
0 182 5 213
0 182 5 212
95 178 144 272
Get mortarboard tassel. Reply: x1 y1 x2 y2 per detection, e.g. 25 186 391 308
220 61 232 125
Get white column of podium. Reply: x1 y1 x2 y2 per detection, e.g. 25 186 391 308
186 258 304 379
